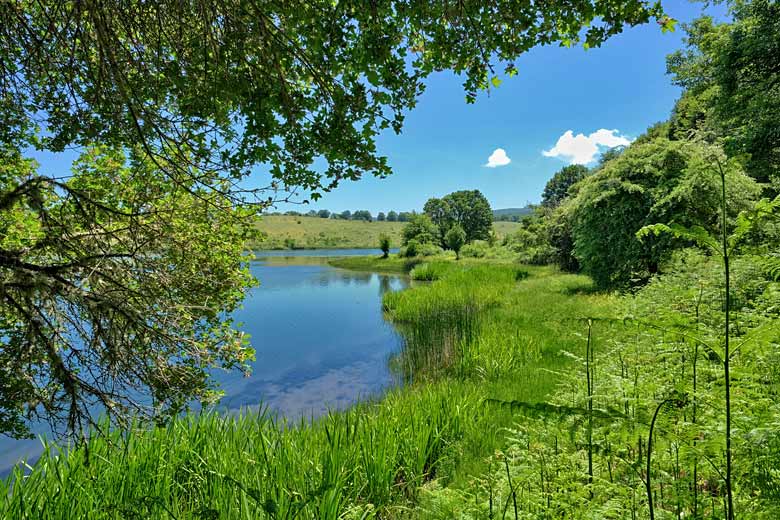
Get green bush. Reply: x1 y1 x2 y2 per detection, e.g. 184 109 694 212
418 243 444 257
400 240 443 258
401 214 439 245
444 225 466 259
400 239 419 258
460 241 488 258
379 233 391 258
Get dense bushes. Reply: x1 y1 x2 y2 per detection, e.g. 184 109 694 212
566 139 760 288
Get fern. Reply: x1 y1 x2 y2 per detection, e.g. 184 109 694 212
762 255 780 282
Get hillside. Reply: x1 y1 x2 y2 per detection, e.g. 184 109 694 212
253 215 522 249
493 206 534 219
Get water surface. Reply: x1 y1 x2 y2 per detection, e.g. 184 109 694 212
0 249 407 475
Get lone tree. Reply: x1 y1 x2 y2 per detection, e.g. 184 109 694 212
0 0 673 437
424 190 493 244
445 225 467 259
379 234 391 258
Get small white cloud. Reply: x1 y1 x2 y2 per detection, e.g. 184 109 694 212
485 148 511 168
543 129 632 165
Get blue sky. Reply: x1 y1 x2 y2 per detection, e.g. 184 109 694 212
28 2 729 215
278 1 729 214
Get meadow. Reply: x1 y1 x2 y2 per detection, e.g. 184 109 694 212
252 216 521 250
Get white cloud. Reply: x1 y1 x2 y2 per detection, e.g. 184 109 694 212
485 148 511 168
542 129 632 165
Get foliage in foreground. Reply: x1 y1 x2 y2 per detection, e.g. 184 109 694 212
416 251 780 519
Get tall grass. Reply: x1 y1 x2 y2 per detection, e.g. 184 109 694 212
1 387 475 519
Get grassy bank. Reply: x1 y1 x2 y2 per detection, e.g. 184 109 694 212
2 259 613 519
252 216 522 250
328 255 426 274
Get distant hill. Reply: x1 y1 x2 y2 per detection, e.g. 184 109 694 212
493 207 534 220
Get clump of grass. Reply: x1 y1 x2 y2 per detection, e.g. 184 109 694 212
409 262 446 281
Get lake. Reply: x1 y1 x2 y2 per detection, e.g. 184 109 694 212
0 249 408 475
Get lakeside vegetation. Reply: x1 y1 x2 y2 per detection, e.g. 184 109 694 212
2 262 615 519
9 243 778 518
252 216 522 250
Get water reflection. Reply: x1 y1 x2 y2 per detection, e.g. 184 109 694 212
0 251 409 475
213 256 409 420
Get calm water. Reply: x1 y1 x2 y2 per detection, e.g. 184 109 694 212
0 249 408 475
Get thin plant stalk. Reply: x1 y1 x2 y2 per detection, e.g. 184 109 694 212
716 159 734 520
646 397 673 520
586 318 594 498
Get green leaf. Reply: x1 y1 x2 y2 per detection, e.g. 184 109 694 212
490 76 502 88
637 223 720 254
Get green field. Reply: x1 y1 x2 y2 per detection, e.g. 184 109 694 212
252 215 522 249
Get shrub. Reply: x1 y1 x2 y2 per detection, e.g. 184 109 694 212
400 240 443 258
400 239 420 258
460 241 488 258
444 225 466 259
418 243 444 257
401 214 439 245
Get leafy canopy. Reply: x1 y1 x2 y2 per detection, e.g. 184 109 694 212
667 1 780 189
0 145 255 436
569 137 760 289
401 214 439 246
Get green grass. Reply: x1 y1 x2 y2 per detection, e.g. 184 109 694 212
328 254 421 274
252 216 522 250
1 259 616 519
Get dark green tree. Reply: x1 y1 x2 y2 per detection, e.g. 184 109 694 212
377 212 386 221
352 210 373 222
423 197 452 247
379 234 391 258
569 137 760 289
668 3 780 190
317 209 331 218
441 190 493 243
541 164 590 208
386 211 398 222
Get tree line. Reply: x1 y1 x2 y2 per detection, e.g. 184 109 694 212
266 209 417 222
